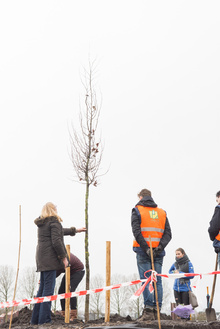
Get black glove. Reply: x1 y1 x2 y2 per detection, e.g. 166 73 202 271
153 245 163 258
214 247 220 254
146 248 151 257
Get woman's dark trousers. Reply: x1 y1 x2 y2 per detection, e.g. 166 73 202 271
174 290 189 305
31 270 56 325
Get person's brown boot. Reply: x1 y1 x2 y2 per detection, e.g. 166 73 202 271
61 310 65 317
70 309 77 321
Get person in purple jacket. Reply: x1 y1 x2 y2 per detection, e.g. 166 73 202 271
57 253 85 320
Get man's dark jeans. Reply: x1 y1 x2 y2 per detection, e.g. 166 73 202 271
136 252 163 308
31 270 56 325
218 252 220 268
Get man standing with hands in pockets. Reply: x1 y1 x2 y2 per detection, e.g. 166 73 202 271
131 189 172 319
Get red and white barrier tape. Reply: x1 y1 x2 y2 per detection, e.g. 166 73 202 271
132 270 220 298
0 279 146 309
1 270 220 309
132 270 157 298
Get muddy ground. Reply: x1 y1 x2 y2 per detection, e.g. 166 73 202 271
1 307 220 329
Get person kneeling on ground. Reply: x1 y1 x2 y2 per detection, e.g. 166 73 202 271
57 252 84 321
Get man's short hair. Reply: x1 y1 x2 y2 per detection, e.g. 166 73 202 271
138 189 151 198
216 191 220 198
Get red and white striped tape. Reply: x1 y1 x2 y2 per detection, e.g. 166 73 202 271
132 270 220 298
1 270 220 309
132 270 157 298
0 279 146 309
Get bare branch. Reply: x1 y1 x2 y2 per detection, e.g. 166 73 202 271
69 61 104 186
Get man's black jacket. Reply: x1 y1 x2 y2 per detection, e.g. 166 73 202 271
208 205 220 241
131 195 172 252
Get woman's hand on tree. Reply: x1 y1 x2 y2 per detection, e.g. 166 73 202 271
76 227 87 233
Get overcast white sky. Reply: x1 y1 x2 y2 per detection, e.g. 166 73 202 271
0 0 220 313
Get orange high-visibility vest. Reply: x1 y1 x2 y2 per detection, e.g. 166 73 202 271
133 205 166 248
216 233 220 241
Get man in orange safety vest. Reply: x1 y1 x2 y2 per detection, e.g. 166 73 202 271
131 188 172 319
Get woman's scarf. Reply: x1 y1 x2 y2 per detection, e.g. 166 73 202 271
175 254 190 283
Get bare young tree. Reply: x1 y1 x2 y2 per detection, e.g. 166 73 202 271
18 267 39 310
76 278 85 318
110 274 130 316
90 274 104 319
0 265 15 321
69 60 104 321
127 273 144 319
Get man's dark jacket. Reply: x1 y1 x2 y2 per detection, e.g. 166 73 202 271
208 205 220 241
35 216 76 272
131 195 172 254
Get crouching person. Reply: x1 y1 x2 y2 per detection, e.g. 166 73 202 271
57 253 85 320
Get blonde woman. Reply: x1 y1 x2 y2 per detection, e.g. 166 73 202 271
31 202 86 325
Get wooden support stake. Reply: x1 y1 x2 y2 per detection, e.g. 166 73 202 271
105 241 111 322
171 302 177 320
9 205 21 329
149 236 161 329
65 245 70 323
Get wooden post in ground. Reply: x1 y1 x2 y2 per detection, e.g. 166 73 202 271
105 241 111 322
149 236 161 329
171 302 177 320
65 245 71 323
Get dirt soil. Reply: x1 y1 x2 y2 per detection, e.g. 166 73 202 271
1 307 220 329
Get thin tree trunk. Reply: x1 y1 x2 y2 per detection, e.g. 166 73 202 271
84 85 92 322
84 181 90 321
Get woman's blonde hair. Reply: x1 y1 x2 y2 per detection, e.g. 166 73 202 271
41 202 63 222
